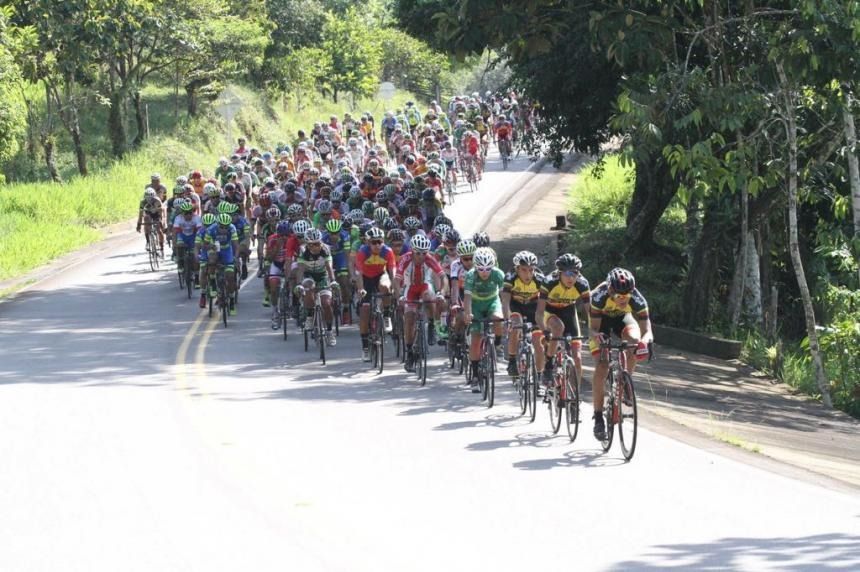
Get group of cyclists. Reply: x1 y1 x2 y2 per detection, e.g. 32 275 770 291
136 92 653 442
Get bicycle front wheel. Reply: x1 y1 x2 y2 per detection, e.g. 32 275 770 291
376 312 385 374
618 372 638 461
486 348 496 408
518 351 529 416
564 360 580 442
601 369 616 453
528 352 538 423
548 374 562 434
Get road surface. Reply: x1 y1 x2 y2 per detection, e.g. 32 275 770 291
1 150 857 571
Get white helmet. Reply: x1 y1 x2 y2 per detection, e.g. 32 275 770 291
144 187 157 199
292 219 312 236
474 247 496 269
410 234 431 252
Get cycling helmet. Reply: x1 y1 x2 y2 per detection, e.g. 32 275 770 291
217 213 232 225
284 203 301 217
383 217 399 231
317 199 332 214
276 221 291 236
473 232 490 247
456 239 477 257
267 206 281 219
227 203 239 214
144 188 157 199
292 219 312 236
473 247 496 269
326 219 342 233
362 200 376 215
202 213 216 226
404 216 422 230
404 189 419 202
444 229 460 244
348 208 364 221
515 250 539 268
433 224 451 240
304 228 323 243
374 207 389 222
411 234 431 252
556 253 583 272
434 215 452 227
224 182 236 193
366 227 385 241
421 188 436 201
330 189 344 202
217 201 232 214
172 186 184 197
151 173 161 180
204 184 219 198
607 267 635 293
388 229 405 242
359 222 374 236
349 186 362 199
180 202 194 213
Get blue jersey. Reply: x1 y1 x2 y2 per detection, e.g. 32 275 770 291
204 223 238 248
322 229 351 270
232 216 250 241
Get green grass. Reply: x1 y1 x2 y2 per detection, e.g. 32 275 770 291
0 83 418 281
563 154 687 325
714 432 761 454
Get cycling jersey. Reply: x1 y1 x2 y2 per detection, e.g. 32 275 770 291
503 270 545 305
540 270 590 308
140 198 163 216
232 216 250 242
356 244 396 278
265 234 290 265
589 281 649 320
322 230 351 271
396 251 443 287
203 223 238 249
464 267 505 301
297 244 332 283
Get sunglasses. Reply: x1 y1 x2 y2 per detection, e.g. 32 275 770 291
370 240 383 245
562 270 579 277
612 292 631 301
391 242 404 249
460 256 473 262
476 266 493 272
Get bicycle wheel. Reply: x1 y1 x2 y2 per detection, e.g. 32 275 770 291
564 360 581 443
487 348 496 408
618 372 638 461
208 287 213 318
317 310 326 365
184 264 193 299
528 351 538 423
480 342 489 401
376 312 385 374
369 314 379 368
601 369 616 452
302 309 309 352
221 297 228 328
419 324 428 386
548 373 562 434
518 351 529 416
281 290 289 341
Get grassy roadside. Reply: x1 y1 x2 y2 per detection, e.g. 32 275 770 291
0 85 417 282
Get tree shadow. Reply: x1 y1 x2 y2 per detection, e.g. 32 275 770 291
512 447 626 470
607 532 860 570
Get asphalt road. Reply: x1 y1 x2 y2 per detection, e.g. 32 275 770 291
1 149 858 571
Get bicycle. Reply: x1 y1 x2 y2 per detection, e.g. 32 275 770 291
463 154 479 193
177 246 195 299
472 318 506 408
545 334 588 441
406 300 436 387
444 166 456 205
213 265 229 328
499 138 512 170
447 308 467 375
368 292 392 374
598 337 649 460
330 281 343 337
272 273 292 341
392 302 405 362
298 282 326 365
146 223 161 272
511 321 539 422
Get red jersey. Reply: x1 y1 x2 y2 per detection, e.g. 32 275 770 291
266 234 290 264
356 244 396 278
396 251 443 287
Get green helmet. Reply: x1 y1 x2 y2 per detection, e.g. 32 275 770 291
202 213 216 225
227 202 239 214
217 201 232 214
180 202 194 213
217 213 232 225
326 219 342 233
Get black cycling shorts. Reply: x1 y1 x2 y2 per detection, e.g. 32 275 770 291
510 300 538 327
545 305 581 337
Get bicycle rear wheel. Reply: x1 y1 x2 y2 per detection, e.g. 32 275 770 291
369 314 379 369
618 372 638 461
184 264 193 299
317 311 326 365
518 351 529 416
486 347 496 408
564 361 581 442
528 353 538 423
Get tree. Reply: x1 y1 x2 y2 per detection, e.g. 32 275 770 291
0 7 28 178
319 9 382 103
376 27 449 102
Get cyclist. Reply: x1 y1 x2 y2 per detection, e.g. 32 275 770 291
355 227 397 361
136 188 165 254
539 254 590 385
588 268 653 441
227 202 251 281
295 228 338 347
322 218 353 324
397 234 445 371
448 238 476 358
148 173 168 201
501 251 547 378
441 142 458 187
462 248 506 393
264 220 292 324
173 202 202 284
202 213 239 316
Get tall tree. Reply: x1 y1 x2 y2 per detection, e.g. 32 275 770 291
319 9 382 102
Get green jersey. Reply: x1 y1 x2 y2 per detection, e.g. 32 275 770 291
464 267 505 301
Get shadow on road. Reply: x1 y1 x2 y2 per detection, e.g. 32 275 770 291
606 533 860 570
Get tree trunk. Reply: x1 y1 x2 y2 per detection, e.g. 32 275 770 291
185 85 198 117
681 202 723 329
333 88 338 103
728 186 749 329
132 90 145 147
683 195 701 264
108 89 127 158
624 156 678 254
40 133 61 183
778 62 832 407
743 230 763 326
70 125 88 177
843 91 860 282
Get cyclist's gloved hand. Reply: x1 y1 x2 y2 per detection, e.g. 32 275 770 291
635 340 649 362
